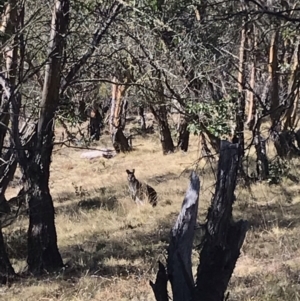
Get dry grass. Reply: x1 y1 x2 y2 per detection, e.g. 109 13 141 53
2 121 300 301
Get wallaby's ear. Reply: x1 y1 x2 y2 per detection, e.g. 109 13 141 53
132 169 135 174
126 169 130 174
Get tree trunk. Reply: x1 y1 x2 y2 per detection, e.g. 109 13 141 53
255 133 269 181
26 164 63 272
110 76 131 153
24 0 69 274
195 141 248 301
138 105 146 131
150 141 248 301
150 105 174 154
150 171 200 301
78 100 87 122
120 98 128 131
269 28 281 128
246 24 257 130
177 116 189 152
235 5 246 176
89 107 101 141
283 37 300 130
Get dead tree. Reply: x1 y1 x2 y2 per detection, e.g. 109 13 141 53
150 141 248 301
196 141 248 301
150 171 200 301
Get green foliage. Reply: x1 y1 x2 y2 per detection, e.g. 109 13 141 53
57 99 84 127
267 158 290 185
186 96 234 138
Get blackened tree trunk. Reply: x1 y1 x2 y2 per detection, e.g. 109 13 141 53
177 116 189 152
151 141 248 301
24 0 69 273
26 173 63 272
150 105 174 154
195 141 248 301
150 171 200 301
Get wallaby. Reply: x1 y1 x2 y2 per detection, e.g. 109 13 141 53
126 169 157 207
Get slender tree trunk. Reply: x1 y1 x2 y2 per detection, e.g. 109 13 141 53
120 98 128 131
269 28 281 128
150 105 174 154
177 116 189 152
110 76 131 153
89 107 101 141
138 105 146 131
246 24 257 130
235 6 247 178
0 0 22 278
23 0 69 274
255 132 269 181
283 37 300 130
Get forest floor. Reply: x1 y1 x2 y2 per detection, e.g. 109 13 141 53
1 117 300 301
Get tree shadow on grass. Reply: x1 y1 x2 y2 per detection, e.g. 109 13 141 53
55 187 119 215
4 227 27 260
58 211 183 279
235 200 300 230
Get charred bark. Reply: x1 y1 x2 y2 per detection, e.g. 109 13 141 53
195 141 248 301
150 105 174 154
26 168 63 273
151 141 247 301
150 171 200 301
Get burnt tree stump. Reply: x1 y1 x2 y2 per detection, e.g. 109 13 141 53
150 140 248 301
196 140 248 301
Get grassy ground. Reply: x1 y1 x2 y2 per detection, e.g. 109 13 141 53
1 119 300 300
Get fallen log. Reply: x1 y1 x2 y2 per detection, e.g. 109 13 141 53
80 149 116 159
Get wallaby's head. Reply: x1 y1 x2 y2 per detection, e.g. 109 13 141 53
126 169 136 182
